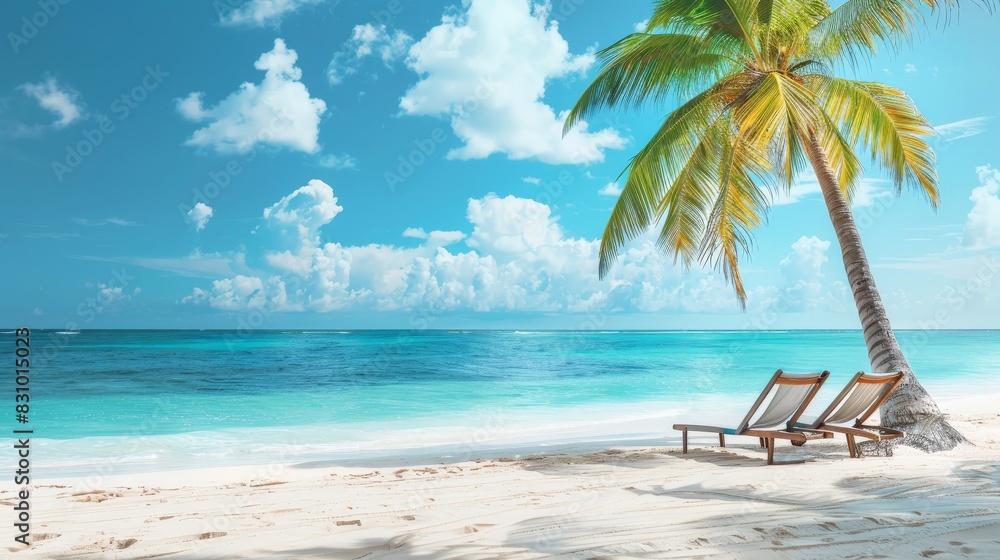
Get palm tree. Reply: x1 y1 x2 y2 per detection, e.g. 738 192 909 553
564 0 983 452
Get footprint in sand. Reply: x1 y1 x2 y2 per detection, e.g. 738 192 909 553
72 491 123 503
33 533 61 542
249 481 288 488
197 532 227 540
112 538 137 550
462 523 496 534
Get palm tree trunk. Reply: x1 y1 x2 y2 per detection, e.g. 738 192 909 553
805 132 967 454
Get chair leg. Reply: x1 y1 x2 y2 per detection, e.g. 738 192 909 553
759 437 765 448
719 434 725 447
766 438 775 465
682 430 688 454
848 435 859 458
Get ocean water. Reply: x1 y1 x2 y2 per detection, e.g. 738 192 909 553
3 329 997 476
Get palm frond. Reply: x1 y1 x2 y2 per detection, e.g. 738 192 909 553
563 32 737 135
757 0 829 51
814 109 865 201
731 72 818 152
652 119 729 268
814 76 938 204
597 84 730 278
810 0 927 62
646 0 762 60
699 128 773 307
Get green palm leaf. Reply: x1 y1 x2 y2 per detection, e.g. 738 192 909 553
698 127 773 306
563 33 737 134
596 80 740 278
813 76 938 204
646 0 762 59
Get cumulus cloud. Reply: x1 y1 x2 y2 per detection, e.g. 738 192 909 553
182 275 293 310
219 0 320 28
599 182 622 196
318 153 357 169
850 180 893 208
187 203 214 232
94 284 141 309
18 77 85 128
399 0 625 164
177 39 327 154
963 165 1000 250
185 180 776 315
328 23 413 84
750 236 840 315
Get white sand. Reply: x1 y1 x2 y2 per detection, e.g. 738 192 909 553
3 400 998 559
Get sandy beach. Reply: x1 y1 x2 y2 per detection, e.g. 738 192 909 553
2 396 996 559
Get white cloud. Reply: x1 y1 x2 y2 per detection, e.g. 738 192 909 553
963 165 1000 250
935 116 991 142
633 19 649 32
95 284 141 309
426 230 466 246
400 0 625 164
73 217 137 227
905 63 917 73
255 180 364 309
187 202 215 232
185 181 755 314
328 23 413 84
772 175 890 208
177 39 327 154
18 77 85 128
850 180 893 208
264 179 343 234
755 236 838 313
521 177 541 185
598 181 622 196
183 275 265 310
771 182 822 206
401 228 465 245
318 153 357 169
219 0 320 28
86 250 248 279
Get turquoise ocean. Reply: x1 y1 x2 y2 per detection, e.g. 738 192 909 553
4 329 997 477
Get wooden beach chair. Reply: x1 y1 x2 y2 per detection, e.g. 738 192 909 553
795 371 905 458
673 370 830 465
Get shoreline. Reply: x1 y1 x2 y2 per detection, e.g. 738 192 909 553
18 390 999 480
3 398 998 558
15 390 1000 481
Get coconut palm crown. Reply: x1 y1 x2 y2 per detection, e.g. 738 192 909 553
565 0 983 452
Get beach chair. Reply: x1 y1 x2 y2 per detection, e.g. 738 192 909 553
672 370 830 465
794 371 905 458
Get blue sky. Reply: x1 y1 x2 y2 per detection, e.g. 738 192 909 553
1 0 998 330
